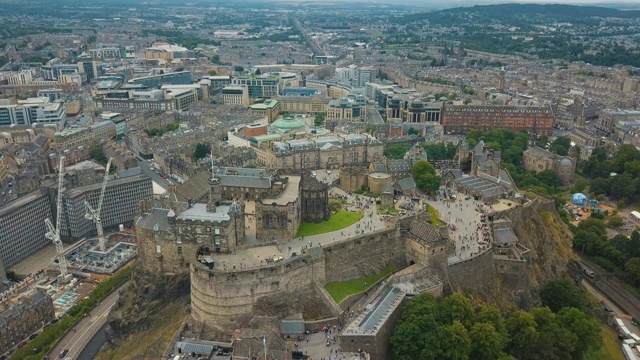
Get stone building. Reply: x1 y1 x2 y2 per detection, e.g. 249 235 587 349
214 167 284 201
255 176 301 242
135 176 245 274
0 290 54 354
523 146 576 185
339 166 369 192
260 134 383 171
300 171 329 223
327 95 367 122
442 104 554 135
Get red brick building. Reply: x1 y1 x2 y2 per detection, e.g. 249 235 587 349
442 105 554 135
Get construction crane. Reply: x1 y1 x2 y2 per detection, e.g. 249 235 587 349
85 157 112 252
45 156 68 280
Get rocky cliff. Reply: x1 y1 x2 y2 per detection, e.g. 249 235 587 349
104 269 190 349
475 197 580 310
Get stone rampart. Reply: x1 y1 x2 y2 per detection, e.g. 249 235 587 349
447 249 495 290
323 227 406 283
189 226 408 331
190 253 326 330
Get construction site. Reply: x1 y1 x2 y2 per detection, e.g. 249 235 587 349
65 233 137 275
2 156 138 317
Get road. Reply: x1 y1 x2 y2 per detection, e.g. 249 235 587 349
48 283 128 360
138 159 170 192
581 258 640 324
367 108 385 125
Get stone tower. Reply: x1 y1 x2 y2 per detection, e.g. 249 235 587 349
498 69 505 92
207 165 222 212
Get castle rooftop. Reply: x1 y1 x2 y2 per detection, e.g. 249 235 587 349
259 175 300 205
177 203 232 222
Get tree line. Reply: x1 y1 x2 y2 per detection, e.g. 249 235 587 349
391 282 602 360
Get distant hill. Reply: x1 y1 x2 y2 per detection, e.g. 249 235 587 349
397 3 640 26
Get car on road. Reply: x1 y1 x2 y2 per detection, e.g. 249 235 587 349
29 333 38 340
17 341 26 348
327 170 331 175
58 349 69 358
311 171 316 176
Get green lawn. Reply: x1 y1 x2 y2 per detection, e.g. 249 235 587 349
296 209 363 237
584 325 625 360
325 267 397 303
378 206 399 216
426 203 446 227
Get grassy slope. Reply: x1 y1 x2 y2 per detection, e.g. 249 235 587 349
296 209 362 237
584 325 625 360
95 300 186 360
325 267 396 304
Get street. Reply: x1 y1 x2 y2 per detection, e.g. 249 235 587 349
47 283 128 360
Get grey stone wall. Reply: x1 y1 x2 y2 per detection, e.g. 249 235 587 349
323 227 406 283
447 249 495 290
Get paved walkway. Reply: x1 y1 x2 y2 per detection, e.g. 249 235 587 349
426 188 492 260
216 171 388 270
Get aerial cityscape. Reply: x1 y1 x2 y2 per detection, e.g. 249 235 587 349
1 0 640 359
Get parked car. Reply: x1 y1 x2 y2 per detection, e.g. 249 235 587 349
29 333 38 340
58 349 69 358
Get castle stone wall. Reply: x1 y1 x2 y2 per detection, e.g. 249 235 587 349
323 227 406 283
447 249 495 289
190 253 326 330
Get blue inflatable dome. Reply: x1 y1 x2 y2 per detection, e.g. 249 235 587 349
571 193 588 205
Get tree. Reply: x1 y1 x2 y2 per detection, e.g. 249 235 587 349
254 68 261 75
557 307 602 360
477 306 507 341
470 322 504 360
234 65 244 72
506 310 538 359
208 70 217 76
384 145 411 159
193 143 211 160
537 135 549 147
540 280 586 312
625 257 640 285
314 113 325 127
90 147 107 165
407 127 419 135
412 160 436 179
444 293 475 329
412 160 440 194
607 215 625 229
445 320 472 360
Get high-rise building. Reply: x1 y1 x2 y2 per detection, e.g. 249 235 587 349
37 89 64 102
356 67 377 87
40 64 80 81
59 174 153 241
89 44 125 59
0 97 67 127
232 75 282 99
327 95 367 122
222 86 250 106
128 71 193 88
0 191 53 267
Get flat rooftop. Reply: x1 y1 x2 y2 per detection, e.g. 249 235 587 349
343 286 405 336
176 203 231 222
259 176 300 205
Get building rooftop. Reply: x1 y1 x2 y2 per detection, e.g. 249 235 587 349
259 175 300 205
250 100 279 110
343 286 405 335
177 203 232 222
136 208 172 231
